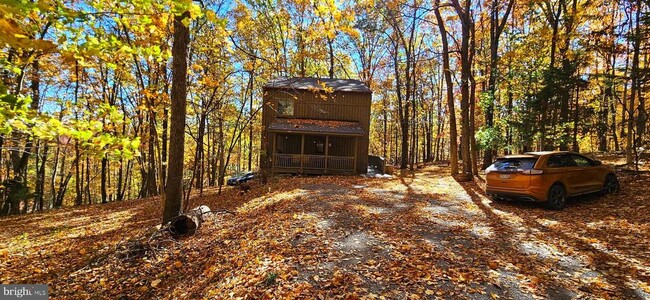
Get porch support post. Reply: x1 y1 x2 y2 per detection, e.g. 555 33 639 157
353 137 358 173
324 135 329 173
300 134 305 173
271 133 277 171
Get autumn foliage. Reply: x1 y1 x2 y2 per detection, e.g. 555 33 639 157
1 164 649 298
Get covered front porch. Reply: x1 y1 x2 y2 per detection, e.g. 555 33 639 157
272 134 358 174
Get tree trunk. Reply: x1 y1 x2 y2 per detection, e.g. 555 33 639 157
162 107 168 185
74 60 83 207
101 157 108 203
483 0 514 168
383 94 388 158
392 39 410 169
163 11 190 224
328 38 335 78
626 0 640 165
434 1 459 175
572 86 580 152
35 144 47 211
217 114 225 194
32 60 45 211
541 0 562 150
469 19 479 176
85 156 91 204
451 0 474 181
247 70 254 171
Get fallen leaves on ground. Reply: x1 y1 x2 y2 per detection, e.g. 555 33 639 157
1 165 649 299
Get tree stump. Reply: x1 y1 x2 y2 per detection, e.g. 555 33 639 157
169 205 211 238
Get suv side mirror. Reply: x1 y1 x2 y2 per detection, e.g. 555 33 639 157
592 160 602 166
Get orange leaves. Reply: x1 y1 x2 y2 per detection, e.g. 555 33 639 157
488 260 499 270
150 279 161 288
2 165 650 299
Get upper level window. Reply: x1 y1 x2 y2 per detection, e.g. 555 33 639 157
277 99 294 116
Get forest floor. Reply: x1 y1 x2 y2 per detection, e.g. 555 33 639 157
1 164 650 299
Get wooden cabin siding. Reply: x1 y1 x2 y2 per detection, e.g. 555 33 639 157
260 86 371 174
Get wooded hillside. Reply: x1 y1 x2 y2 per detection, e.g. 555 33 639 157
1 0 648 216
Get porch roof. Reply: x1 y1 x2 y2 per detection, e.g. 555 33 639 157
268 118 364 136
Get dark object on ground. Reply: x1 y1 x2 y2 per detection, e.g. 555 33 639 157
1 176 29 215
227 171 255 186
169 205 212 238
239 183 251 195
368 155 386 174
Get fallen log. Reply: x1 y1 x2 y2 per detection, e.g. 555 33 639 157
169 205 211 238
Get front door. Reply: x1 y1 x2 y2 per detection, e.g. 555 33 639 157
314 137 325 154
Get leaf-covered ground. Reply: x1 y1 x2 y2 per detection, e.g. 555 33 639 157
1 165 649 299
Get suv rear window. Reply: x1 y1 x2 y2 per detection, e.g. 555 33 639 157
488 158 538 172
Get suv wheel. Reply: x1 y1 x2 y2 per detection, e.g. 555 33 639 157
546 184 566 210
491 195 506 202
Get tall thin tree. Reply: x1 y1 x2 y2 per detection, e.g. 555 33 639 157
163 11 191 224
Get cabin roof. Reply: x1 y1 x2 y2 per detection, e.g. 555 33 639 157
264 77 372 93
267 118 365 136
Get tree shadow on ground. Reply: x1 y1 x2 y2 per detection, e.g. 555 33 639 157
459 179 649 299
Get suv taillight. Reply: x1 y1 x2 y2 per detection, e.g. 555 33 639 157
521 169 543 175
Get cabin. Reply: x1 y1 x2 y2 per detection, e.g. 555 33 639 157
260 77 372 174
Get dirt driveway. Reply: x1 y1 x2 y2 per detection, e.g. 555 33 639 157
1 166 649 299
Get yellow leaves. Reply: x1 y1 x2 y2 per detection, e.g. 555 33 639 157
344 27 360 39
174 260 183 268
0 248 8 258
191 64 203 72
425 289 434 295
205 10 219 24
0 17 54 51
79 248 87 255
326 30 336 40
243 61 256 71
0 18 23 36
187 2 203 19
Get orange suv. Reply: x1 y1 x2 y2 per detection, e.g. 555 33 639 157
485 151 619 209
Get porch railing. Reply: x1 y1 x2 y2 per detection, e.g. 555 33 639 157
327 156 355 170
273 154 355 171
